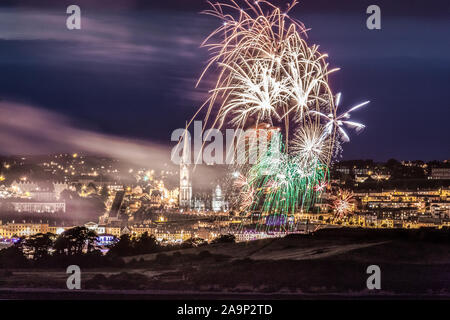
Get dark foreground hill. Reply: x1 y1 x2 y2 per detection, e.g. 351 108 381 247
1 228 450 299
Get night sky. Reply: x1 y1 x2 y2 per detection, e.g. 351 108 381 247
0 0 449 161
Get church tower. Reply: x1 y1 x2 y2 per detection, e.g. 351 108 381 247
179 127 192 210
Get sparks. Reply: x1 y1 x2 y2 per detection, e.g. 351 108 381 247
194 0 369 217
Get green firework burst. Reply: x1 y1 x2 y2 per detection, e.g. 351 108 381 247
241 132 329 216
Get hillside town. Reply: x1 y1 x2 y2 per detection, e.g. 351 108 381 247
0 154 449 247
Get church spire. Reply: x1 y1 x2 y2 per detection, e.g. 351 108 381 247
179 122 192 211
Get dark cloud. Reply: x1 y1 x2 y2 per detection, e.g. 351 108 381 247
3 0 449 17
0 1 448 161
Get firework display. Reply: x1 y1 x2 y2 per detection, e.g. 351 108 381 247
196 0 369 217
332 190 355 220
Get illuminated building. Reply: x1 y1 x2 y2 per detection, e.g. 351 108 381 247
10 181 69 200
430 202 450 218
211 184 228 212
155 230 191 243
150 190 163 208
97 234 116 246
192 197 206 212
0 222 49 238
10 201 66 213
429 168 450 180
106 227 121 237
10 181 39 193
84 222 106 234
130 224 157 237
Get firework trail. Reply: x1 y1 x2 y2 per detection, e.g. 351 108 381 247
193 0 369 221
332 189 355 221
309 92 369 142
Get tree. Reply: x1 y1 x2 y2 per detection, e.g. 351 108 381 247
107 234 133 257
100 185 110 201
386 158 400 169
134 232 159 254
211 234 236 244
75 183 83 193
0 242 28 268
23 233 55 260
54 227 98 256
386 158 404 179
182 237 207 248
87 182 97 193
